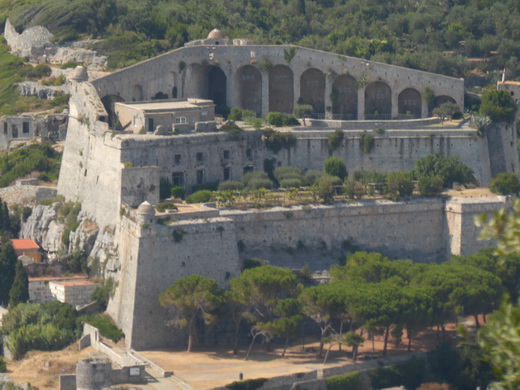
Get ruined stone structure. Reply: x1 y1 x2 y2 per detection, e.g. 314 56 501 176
50 30 519 349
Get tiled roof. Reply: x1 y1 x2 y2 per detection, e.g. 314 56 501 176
10 239 40 251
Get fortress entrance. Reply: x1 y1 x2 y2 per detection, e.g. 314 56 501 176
365 81 392 119
332 75 358 120
132 85 143 101
434 95 457 113
269 65 294 114
101 94 125 128
237 65 262 116
206 66 227 111
398 88 421 118
300 69 325 116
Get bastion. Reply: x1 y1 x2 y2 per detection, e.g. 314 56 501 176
52 30 519 349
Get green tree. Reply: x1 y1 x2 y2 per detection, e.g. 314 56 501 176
418 175 444 196
315 175 336 203
433 102 461 122
0 240 18 306
294 104 313 126
480 90 517 123
159 274 222 352
323 157 347 180
229 265 300 359
9 260 29 307
414 153 475 188
344 331 364 361
490 173 520 196
386 171 414 199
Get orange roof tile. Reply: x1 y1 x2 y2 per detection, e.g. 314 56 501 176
29 274 88 282
10 239 40 251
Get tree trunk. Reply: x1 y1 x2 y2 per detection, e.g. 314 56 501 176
352 345 358 361
281 337 289 357
474 314 480 329
339 321 343 351
407 328 413 352
383 326 390 356
232 318 241 355
187 317 196 352
245 332 260 360
323 343 334 364
483 312 487 323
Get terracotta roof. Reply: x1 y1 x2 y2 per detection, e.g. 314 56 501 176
11 239 40 251
51 280 98 287
29 274 88 282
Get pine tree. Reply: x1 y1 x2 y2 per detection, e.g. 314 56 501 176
2 201 10 234
0 241 18 306
9 260 29 307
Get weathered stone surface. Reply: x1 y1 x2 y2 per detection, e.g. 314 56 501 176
18 81 69 100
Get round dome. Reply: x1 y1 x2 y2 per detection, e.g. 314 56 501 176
69 66 88 82
207 29 224 40
137 201 154 215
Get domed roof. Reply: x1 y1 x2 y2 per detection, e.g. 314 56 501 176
207 29 224 40
137 201 154 215
69 66 88 82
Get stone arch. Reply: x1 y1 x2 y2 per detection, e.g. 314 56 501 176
398 88 422 118
237 65 262 116
332 75 358 120
206 66 227 109
300 68 325 115
434 95 456 108
365 81 392 119
132 85 143 101
269 65 294 114
101 94 125 128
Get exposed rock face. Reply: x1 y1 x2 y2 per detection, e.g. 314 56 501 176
20 204 117 276
18 81 70 100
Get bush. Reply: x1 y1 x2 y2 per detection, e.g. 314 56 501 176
414 153 475 188
274 166 303 182
303 169 322 186
480 90 517 123
323 157 347 180
328 129 344 151
265 112 285 127
156 201 178 212
359 132 375 154
228 108 255 121
218 181 244 191
248 178 273 190
433 102 462 121
221 122 244 139
243 171 271 188
171 185 186 199
316 175 336 202
263 128 297 153
343 179 365 199
80 314 124 343
418 175 444 196
0 356 6 373
225 378 267 390
490 173 520 195
326 372 361 390
279 178 302 188
186 190 213 204
386 171 414 199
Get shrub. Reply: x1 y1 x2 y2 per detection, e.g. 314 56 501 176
302 169 322 186
265 112 285 127
186 190 213 204
359 132 375 154
316 175 336 202
279 178 302 188
218 181 244 191
228 108 255 121
414 153 475 188
221 122 244 139
294 104 313 122
274 166 303 183
433 102 462 121
325 372 361 390
171 185 186 199
490 173 520 195
192 182 219 192
418 175 444 196
328 129 344 151
156 201 178 212
0 356 5 372
323 157 347 180
243 171 271 187
480 90 517 123
243 258 268 270
225 378 267 390
248 178 273 190
386 171 414 199
80 314 124 343
343 179 365 199
263 128 297 153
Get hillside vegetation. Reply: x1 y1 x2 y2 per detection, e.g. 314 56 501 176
0 0 519 83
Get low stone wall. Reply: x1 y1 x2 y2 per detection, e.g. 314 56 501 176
308 117 442 130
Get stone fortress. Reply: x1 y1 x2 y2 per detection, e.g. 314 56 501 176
12 28 516 349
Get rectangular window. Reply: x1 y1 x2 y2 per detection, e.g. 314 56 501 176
196 152 203 162
196 169 204 184
11 124 18 138
223 167 231 181
148 118 154 132
172 172 184 186
246 149 252 159
174 154 181 164
223 150 230 159
23 122 29 134
175 117 187 124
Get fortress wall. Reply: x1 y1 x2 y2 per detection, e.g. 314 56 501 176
445 196 507 256
121 167 160 207
91 44 463 111
113 217 241 350
223 200 447 265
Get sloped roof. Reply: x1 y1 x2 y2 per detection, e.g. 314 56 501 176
11 239 40 251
